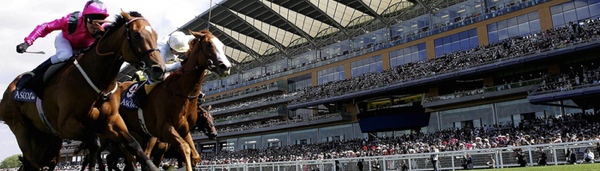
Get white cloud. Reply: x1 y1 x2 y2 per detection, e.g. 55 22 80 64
0 0 220 162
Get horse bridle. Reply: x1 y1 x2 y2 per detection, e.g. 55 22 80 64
125 17 160 71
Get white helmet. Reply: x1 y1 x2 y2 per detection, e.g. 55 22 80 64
168 31 190 53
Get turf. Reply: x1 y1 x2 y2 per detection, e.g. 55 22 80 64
489 163 600 171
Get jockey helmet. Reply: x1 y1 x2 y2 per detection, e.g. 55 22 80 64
168 31 190 53
82 0 109 23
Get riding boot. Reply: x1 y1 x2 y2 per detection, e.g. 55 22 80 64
16 58 53 90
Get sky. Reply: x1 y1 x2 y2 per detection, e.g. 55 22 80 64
0 0 222 162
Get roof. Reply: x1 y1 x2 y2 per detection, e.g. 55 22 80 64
176 0 434 76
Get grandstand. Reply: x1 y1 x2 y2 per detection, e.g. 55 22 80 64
83 0 600 169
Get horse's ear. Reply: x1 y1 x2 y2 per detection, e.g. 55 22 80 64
120 9 130 19
190 30 203 38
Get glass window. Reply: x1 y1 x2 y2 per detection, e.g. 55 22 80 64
563 2 576 11
435 29 477 57
591 3 600 17
576 6 591 19
530 20 541 32
390 43 426 67
564 10 578 23
528 12 539 20
508 25 519 37
318 65 345 85
497 20 507 29
488 31 499 43
575 0 589 7
551 4 563 14
498 29 508 41
487 23 497 32
552 14 566 27
507 17 518 26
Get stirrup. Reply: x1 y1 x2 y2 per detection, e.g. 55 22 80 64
16 72 35 90
22 71 35 77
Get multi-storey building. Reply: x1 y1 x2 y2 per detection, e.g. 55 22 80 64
135 0 600 156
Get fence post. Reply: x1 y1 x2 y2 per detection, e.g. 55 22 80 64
499 150 504 168
451 153 455 171
553 148 558 165
528 147 534 166
382 157 387 171
407 158 410 171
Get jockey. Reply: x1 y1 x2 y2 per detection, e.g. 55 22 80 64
120 30 194 76
161 31 195 72
15 0 109 90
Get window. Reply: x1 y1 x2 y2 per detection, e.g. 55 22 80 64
351 55 383 77
434 29 478 57
487 12 540 44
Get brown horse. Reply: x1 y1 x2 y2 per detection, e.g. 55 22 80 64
0 11 166 171
147 105 217 167
117 30 230 171
97 106 217 171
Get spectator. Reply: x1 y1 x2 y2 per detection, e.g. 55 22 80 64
372 159 381 171
462 153 473 170
583 149 595 163
566 148 577 164
400 160 409 171
356 159 364 171
335 160 343 171
538 151 548 166
516 151 527 167
596 142 600 155
431 146 439 171
487 155 496 169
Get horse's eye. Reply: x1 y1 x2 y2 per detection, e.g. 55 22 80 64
134 32 142 39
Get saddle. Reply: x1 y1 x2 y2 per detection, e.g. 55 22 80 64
15 62 67 100
120 80 157 109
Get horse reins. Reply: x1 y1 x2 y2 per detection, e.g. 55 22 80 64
125 17 160 71
87 17 159 100
163 35 218 99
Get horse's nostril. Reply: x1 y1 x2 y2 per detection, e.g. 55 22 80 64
151 66 164 73
219 63 228 69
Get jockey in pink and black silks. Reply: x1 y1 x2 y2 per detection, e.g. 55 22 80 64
15 0 109 90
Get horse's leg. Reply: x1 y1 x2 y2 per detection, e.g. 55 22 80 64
160 126 193 171
97 138 110 171
101 114 158 171
144 137 158 157
183 133 201 166
80 155 89 171
151 142 169 167
86 137 100 171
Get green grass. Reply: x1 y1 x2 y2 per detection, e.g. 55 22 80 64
489 163 600 171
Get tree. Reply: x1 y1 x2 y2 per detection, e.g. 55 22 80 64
0 154 22 169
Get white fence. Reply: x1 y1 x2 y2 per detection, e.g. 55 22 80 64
196 140 600 171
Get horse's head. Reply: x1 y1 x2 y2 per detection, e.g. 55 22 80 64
197 105 217 140
118 11 166 82
186 30 231 77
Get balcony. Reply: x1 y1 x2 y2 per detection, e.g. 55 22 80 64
212 95 298 116
204 85 286 106
193 114 345 140
423 79 540 108
289 40 600 110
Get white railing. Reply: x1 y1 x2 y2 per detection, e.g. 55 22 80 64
196 140 600 171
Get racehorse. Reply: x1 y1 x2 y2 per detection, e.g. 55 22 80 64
147 105 217 167
117 30 229 171
98 106 217 171
0 11 166 171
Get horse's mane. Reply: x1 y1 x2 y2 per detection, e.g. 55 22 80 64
85 11 144 53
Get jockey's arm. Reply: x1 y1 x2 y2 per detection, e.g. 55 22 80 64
24 15 69 45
